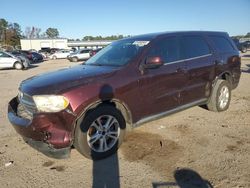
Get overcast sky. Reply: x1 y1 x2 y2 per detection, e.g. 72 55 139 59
1 0 250 39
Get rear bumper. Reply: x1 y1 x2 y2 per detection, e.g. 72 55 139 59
8 97 74 159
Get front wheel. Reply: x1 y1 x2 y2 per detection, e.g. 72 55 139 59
206 79 231 112
14 62 23 70
74 105 126 160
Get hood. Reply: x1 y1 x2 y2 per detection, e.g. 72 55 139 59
20 64 118 95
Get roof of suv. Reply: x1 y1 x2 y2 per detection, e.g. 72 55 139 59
125 31 228 41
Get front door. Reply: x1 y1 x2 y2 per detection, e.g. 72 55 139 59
137 36 187 119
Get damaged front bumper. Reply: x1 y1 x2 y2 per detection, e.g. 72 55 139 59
8 97 73 159
23 137 70 159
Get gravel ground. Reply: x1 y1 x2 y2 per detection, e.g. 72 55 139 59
0 54 249 188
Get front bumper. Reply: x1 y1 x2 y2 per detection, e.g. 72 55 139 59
8 97 74 159
23 137 70 159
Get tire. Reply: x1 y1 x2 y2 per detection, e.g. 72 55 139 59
241 46 247 53
74 105 126 160
72 57 78 62
206 79 231 112
52 56 57 60
14 62 23 70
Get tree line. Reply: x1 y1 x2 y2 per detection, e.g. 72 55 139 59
231 33 250 40
0 18 59 47
81 35 131 41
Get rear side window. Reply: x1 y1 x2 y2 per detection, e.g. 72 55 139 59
209 36 234 53
148 37 180 63
180 36 210 59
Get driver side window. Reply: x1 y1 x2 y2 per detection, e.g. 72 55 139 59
148 37 180 64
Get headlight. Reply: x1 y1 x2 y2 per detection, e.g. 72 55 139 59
33 95 69 112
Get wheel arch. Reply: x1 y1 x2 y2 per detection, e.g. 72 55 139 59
214 71 233 88
72 99 133 143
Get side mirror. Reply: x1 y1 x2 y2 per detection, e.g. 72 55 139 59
144 56 164 69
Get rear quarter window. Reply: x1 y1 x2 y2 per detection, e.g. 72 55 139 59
209 36 235 53
180 36 211 59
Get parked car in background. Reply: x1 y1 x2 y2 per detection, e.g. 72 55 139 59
90 48 102 57
31 52 44 63
7 31 241 160
20 50 34 62
39 48 60 54
11 50 34 62
0 51 29 70
49 50 72 59
242 41 250 49
67 49 91 62
232 38 247 53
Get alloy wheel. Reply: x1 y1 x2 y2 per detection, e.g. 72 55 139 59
218 86 229 109
87 115 120 152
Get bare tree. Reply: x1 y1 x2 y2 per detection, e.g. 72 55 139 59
25 26 42 39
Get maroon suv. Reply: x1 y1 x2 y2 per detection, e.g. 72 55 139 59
8 31 241 160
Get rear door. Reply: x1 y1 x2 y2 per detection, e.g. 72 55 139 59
180 35 215 105
138 36 187 118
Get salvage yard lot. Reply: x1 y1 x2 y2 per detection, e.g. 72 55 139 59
0 54 250 188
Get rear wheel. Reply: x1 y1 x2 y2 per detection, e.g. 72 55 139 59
206 79 231 112
14 62 23 70
52 55 57 60
74 105 126 160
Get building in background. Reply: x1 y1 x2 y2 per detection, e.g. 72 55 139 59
20 38 68 51
20 39 113 51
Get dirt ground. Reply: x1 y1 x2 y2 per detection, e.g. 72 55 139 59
0 53 249 188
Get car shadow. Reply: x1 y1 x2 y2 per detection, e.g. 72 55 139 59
91 84 121 188
152 168 213 188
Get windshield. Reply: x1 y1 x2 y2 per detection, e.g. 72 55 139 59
85 39 150 66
